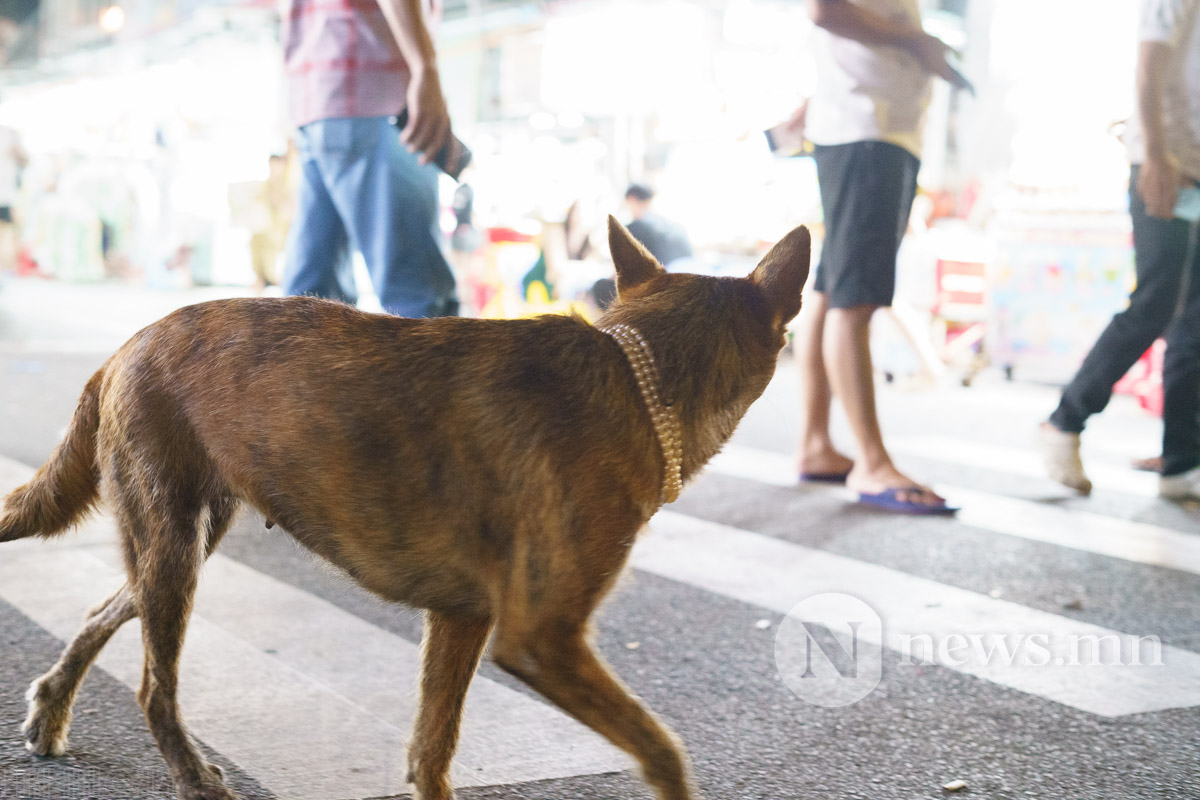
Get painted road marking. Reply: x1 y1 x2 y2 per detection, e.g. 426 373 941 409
708 445 1200 578
886 435 1160 498
636 510 1200 718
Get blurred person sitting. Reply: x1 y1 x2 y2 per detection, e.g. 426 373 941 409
249 153 295 295
280 0 458 318
1040 0 1200 500
0 123 28 274
623 183 694 270
523 199 597 302
791 0 972 514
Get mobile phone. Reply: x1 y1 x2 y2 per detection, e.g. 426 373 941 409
393 109 472 181
764 121 814 158
945 51 975 96
1175 184 1200 223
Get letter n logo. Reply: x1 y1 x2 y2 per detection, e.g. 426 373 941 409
775 593 883 707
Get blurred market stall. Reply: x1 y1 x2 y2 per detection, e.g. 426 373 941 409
0 0 1155 400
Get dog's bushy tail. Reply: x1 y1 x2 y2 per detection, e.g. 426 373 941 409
0 368 104 543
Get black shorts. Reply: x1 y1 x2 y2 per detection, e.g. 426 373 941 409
812 141 919 309
0 206 11 224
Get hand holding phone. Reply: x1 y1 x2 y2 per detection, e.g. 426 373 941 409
765 100 814 157
394 109 473 181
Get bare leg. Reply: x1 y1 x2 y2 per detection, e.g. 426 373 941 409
881 300 947 381
1132 455 1164 473
823 305 944 505
494 626 695 800
407 611 493 800
23 585 138 756
795 291 853 476
0 222 16 273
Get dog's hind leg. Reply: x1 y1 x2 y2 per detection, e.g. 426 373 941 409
22 583 138 756
21 494 238 761
407 611 493 800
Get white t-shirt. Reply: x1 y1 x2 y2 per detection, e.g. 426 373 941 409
1125 0 1200 178
805 0 932 159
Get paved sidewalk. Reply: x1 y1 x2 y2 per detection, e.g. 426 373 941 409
0 276 257 353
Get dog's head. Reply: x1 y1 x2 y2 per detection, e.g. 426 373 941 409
605 215 810 343
600 217 811 463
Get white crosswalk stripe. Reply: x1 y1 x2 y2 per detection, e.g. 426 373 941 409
708 444 1200 577
886 435 1161 498
636 510 1200 718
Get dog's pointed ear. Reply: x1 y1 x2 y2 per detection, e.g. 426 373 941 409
751 225 811 326
608 215 664 294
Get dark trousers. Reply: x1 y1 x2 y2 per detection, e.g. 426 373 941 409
1049 166 1200 477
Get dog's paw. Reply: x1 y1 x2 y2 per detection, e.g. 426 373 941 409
410 775 456 800
178 789 238 800
173 761 235 800
22 678 70 758
411 790 456 800
177 779 238 800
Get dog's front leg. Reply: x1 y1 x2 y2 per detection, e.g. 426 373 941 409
493 628 698 800
408 611 493 800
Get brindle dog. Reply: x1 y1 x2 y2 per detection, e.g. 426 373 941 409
0 218 810 800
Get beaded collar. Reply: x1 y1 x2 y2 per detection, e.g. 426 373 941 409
598 323 683 504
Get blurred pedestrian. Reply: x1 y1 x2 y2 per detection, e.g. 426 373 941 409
623 183 693 270
449 182 483 264
792 0 971 514
249 153 294 294
1041 0 1200 500
281 0 458 318
448 182 488 312
0 123 28 274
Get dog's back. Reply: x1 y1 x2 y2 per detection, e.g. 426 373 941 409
89 296 665 612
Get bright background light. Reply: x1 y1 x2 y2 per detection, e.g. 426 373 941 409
99 6 126 35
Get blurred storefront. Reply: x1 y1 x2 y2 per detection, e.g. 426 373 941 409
1 0 834 290
959 0 1141 385
0 0 1153 388
1 0 285 285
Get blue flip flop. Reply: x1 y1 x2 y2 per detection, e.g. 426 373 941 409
856 487 959 515
799 471 851 485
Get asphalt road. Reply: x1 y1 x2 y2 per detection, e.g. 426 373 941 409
0 281 1197 800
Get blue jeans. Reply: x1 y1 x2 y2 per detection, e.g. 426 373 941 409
283 116 459 318
1049 166 1200 476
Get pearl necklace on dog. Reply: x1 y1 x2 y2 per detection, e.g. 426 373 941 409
599 323 684 504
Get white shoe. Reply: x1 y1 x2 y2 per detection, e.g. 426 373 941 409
1038 422 1092 495
1159 465 1200 500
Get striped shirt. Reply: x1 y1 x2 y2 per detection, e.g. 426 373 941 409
283 0 439 129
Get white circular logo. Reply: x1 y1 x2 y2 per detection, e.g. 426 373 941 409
775 592 883 707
